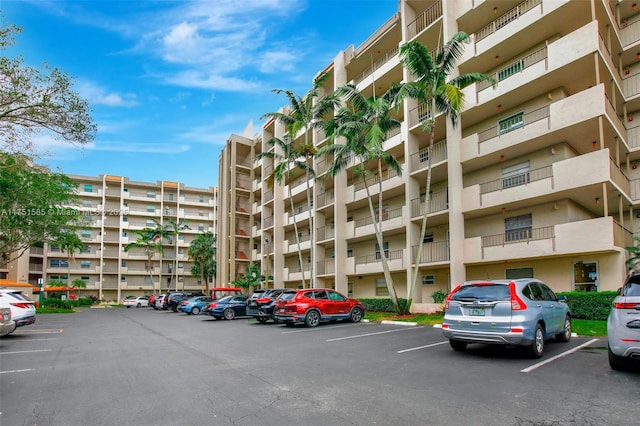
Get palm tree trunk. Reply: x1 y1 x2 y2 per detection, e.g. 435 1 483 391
289 185 306 288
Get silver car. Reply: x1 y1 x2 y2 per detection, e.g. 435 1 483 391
607 272 640 370
442 279 571 358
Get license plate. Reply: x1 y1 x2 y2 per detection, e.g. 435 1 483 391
279 308 285 313
470 307 485 316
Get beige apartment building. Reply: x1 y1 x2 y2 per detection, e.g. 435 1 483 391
222 0 640 307
1 174 217 302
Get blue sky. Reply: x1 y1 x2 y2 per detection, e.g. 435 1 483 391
3 0 398 188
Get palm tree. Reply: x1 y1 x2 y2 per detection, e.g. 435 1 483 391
188 231 216 295
258 72 337 288
162 218 190 291
54 230 85 289
317 82 404 313
124 227 163 293
399 32 495 308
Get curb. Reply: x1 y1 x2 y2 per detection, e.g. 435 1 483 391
381 320 418 326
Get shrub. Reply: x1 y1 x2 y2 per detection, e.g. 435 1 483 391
358 298 408 313
557 291 617 321
431 290 447 304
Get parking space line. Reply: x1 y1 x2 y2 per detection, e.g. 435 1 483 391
397 341 449 353
520 338 599 373
1 349 52 355
326 327 420 342
0 369 34 374
280 324 360 334
12 329 63 334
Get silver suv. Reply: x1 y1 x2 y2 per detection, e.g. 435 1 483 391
442 279 571 358
607 272 640 370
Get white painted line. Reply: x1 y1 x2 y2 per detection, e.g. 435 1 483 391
14 329 63 334
10 338 57 342
397 341 449 353
520 338 599 373
280 324 359 334
1 349 52 355
326 326 419 342
0 369 34 374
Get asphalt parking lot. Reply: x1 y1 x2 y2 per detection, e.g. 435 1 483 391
1 307 638 426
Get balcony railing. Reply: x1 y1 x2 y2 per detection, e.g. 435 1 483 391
474 0 541 42
354 206 403 228
352 167 399 192
355 249 404 266
316 259 335 276
411 241 450 264
410 139 447 172
477 46 547 92
621 18 640 47
408 102 433 128
353 45 399 85
479 166 552 194
316 226 335 241
481 226 554 248
263 216 274 228
407 0 442 39
478 105 550 143
410 189 449 217
317 189 335 208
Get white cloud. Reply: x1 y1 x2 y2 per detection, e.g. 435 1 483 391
77 81 139 107
165 71 260 92
92 142 191 154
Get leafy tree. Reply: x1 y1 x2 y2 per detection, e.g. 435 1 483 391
258 73 337 288
0 152 81 262
399 32 495 311
124 227 163 293
188 231 216 295
232 263 263 292
318 82 404 313
54 229 85 287
0 15 96 154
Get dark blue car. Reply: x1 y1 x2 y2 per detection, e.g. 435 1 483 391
208 295 248 320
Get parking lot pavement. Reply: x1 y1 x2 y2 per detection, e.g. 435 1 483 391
1 308 638 426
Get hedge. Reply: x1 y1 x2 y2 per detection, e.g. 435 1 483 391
41 297 94 309
359 298 408 313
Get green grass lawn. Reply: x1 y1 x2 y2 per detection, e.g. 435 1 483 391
364 312 607 337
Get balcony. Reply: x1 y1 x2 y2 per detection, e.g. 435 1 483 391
348 206 404 239
316 259 335 276
285 264 311 282
346 249 405 275
464 216 631 263
474 0 543 43
353 45 399 86
406 0 442 40
316 189 335 210
410 189 449 218
316 226 335 242
410 139 447 172
411 240 450 265
462 150 629 213
347 168 402 203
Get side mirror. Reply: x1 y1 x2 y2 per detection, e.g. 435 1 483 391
557 295 567 302
617 287 623 296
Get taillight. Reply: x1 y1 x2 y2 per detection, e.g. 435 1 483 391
209 303 217 309
511 327 524 333
613 302 640 309
509 282 527 311
12 303 32 309
444 284 461 310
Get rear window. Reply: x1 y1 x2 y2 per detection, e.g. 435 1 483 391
4 291 32 301
278 292 297 301
451 284 510 302
624 281 640 296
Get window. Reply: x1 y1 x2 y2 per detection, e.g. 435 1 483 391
498 112 524 134
375 241 389 260
505 214 532 242
423 232 434 244
198 224 204 231
83 246 91 253
347 249 353 257
80 276 90 281
80 261 91 269
81 230 92 239
122 217 128 222
121 260 127 267
147 190 156 198
419 147 429 164
146 219 156 227
121 231 127 237
506 267 533 279
502 161 530 189
121 276 126 281
50 259 69 268
146 205 155 213
375 278 389 296
168 193 174 201
84 184 93 192
83 199 93 207
348 281 354 298
144 276 153 283
178 235 184 240
199 195 205 203
178 263 184 268
421 275 435 285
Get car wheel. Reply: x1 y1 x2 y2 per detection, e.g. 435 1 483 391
136 303 141 308
126 306 131 308
192 307 200 315
449 339 467 351
527 323 545 358
556 315 572 342
257 317 268 323
223 308 236 320
349 307 363 323
305 310 321 327
608 345 627 370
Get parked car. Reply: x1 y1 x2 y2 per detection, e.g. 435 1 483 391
442 279 572 358
246 288 287 323
180 296 213 315
154 294 166 310
607 272 640 370
209 287 244 301
207 295 248 320
148 293 159 308
167 292 204 312
0 289 36 329
123 296 149 308
0 302 15 337
273 288 365 327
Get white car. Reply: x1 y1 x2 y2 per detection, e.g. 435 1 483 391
123 296 149 308
0 302 16 337
0 288 36 330
607 272 640 370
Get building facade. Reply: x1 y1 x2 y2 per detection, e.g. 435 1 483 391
1 174 217 302
217 0 640 306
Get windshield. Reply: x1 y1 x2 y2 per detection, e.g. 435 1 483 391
451 284 510 302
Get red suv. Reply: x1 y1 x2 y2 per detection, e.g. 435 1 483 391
274 288 364 327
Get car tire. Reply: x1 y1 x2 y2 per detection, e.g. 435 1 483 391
136 303 141 308
126 306 131 308
608 345 627 370
556 315 572 342
449 339 467 351
349 307 363 323
223 308 236 320
527 323 545 358
257 317 268 324
305 310 321 327
192 307 200 315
